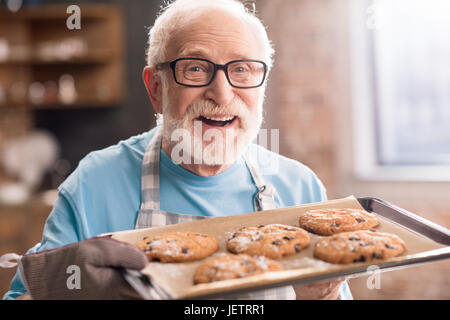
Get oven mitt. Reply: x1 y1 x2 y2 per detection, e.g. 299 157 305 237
19 236 148 300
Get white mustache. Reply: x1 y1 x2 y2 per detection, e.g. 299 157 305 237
185 97 249 123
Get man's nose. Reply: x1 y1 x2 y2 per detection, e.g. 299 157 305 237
204 69 235 106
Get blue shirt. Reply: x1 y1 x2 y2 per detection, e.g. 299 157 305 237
3 126 352 300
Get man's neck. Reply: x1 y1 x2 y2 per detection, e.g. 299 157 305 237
161 140 233 177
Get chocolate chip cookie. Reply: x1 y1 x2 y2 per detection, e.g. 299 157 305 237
314 230 406 264
226 224 310 259
193 253 283 284
299 208 380 235
136 231 219 263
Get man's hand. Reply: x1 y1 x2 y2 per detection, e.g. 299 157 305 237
294 279 344 300
20 237 148 300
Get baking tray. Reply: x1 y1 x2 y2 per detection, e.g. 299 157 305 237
117 197 450 299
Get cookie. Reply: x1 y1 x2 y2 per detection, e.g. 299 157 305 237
193 253 283 284
226 224 310 259
299 208 380 235
314 230 406 264
136 231 219 263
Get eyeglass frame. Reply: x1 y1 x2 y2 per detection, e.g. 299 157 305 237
155 57 268 89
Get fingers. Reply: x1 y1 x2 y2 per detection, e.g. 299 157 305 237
295 278 345 300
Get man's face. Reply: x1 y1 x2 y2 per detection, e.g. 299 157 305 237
160 9 266 166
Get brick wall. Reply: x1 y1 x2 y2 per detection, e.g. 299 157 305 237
256 0 450 299
258 0 341 198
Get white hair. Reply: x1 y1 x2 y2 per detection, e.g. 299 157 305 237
146 0 275 71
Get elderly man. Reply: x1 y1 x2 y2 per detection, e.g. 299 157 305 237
3 0 352 300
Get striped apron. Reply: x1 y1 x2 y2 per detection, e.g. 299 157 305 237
135 127 295 299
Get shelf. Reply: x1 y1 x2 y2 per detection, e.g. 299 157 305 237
0 3 121 20
0 53 114 66
0 100 122 110
0 3 125 109
30 97 123 109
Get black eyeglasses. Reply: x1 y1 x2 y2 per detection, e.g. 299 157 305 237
156 57 267 89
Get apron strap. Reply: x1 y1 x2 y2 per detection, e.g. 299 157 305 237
243 151 278 211
140 128 163 211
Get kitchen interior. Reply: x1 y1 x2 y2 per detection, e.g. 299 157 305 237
0 0 449 299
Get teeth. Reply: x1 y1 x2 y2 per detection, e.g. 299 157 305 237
203 115 235 121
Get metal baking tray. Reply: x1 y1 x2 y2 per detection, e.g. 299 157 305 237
122 197 450 299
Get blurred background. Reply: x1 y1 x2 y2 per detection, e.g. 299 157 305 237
0 0 448 299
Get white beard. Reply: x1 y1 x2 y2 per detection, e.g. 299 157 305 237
161 94 263 166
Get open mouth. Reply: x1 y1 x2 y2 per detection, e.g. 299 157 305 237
198 115 237 127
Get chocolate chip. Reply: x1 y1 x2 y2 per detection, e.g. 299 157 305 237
294 244 302 252
353 256 366 263
283 236 294 241
385 244 398 249
356 218 365 223
151 257 161 262
372 252 383 259
359 241 369 247
229 233 237 240
258 225 265 228
181 248 189 254
349 236 360 241
331 222 341 227
145 247 152 252
143 236 149 240
272 240 281 246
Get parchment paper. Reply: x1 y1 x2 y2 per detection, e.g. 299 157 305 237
110 196 447 299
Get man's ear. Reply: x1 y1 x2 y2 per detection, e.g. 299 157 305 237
142 66 163 114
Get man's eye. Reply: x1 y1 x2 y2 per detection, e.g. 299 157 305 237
233 66 247 72
188 66 206 72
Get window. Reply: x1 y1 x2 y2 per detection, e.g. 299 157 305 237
350 0 450 181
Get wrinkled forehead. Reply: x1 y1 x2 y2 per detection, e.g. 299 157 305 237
165 8 265 62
